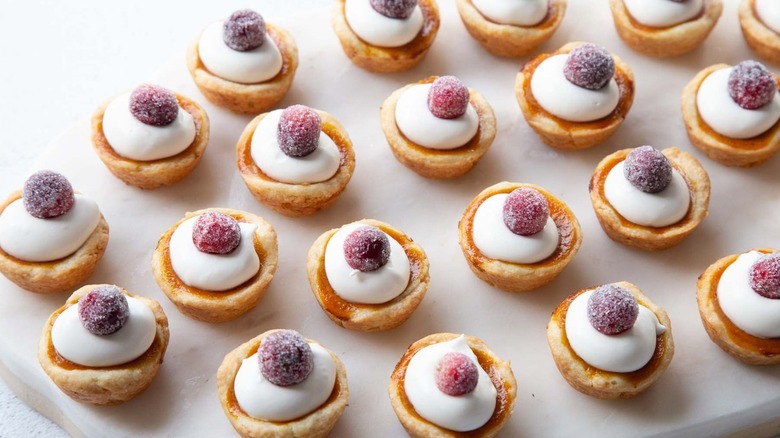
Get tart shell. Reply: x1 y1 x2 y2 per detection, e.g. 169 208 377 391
739 0 780 66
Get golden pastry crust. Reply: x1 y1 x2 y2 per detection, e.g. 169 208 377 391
458 182 582 292
696 248 780 365
151 208 278 323
739 0 780 65
681 63 780 167
38 285 169 405
589 147 710 251
388 333 517 438
186 23 299 115
91 91 210 190
0 191 109 294
236 109 356 217
217 329 349 438
379 76 497 179
331 0 440 73
515 42 635 150
609 0 722 57
546 281 674 399
455 0 566 57
306 219 430 331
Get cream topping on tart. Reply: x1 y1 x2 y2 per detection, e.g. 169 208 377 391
344 0 424 48
718 251 780 339
473 0 548 26
755 0 780 34
623 0 703 28
198 20 283 84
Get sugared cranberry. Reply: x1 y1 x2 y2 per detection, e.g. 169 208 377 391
192 211 241 255
427 76 470 120
623 146 673 194
277 105 321 158
78 285 130 336
223 9 266 52
369 0 418 19
502 187 550 237
749 253 780 299
587 284 639 335
728 60 777 110
343 225 391 272
22 170 75 219
563 43 615 90
259 330 313 387
129 84 178 127
435 352 479 396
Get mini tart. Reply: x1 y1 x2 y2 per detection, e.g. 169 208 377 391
609 0 723 57
696 248 780 365
0 191 109 294
681 63 780 167
217 329 349 438
91 92 210 190
38 285 169 405
589 147 710 251
546 281 674 399
380 76 497 179
236 110 356 217
186 23 299 115
331 0 441 73
388 333 517 437
306 219 430 331
458 182 582 293
515 41 635 151
151 208 278 323
739 0 780 65
455 0 567 58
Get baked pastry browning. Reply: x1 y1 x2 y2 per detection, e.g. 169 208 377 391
38 285 169 405
455 0 566 57
697 249 780 365
546 281 674 399
388 333 517 437
739 0 780 65
217 330 349 438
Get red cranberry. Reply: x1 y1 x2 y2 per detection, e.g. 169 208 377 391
587 284 639 335
369 0 418 19
78 285 130 336
259 330 314 386
435 352 479 396
22 170 75 219
728 60 777 110
277 105 321 158
427 76 470 120
343 225 391 272
223 9 266 52
563 43 615 90
502 187 550 236
129 84 179 127
749 253 780 299
192 211 241 255
623 146 673 194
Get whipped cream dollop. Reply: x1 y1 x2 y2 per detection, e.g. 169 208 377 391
324 223 411 304
251 110 341 184
169 216 260 291
697 67 780 139
0 195 100 262
395 84 479 150
103 92 196 161
604 161 690 227
51 296 156 367
531 54 620 122
623 0 703 28
234 343 336 421
718 251 780 339
472 194 559 264
344 0 424 47
566 289 665 373
404 335 497 432
473 0 548 26
756 0 780 34
198 21 283 84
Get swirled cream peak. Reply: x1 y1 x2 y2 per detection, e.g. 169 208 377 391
718 251 780 338
395 84 479 150
756 0 780 34
473 0 548 26
198 20 283 84
344 0 424 47
623 0 703 28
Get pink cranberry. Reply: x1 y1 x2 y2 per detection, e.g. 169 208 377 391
277 105 321 158
22 170 75 219
749 253 780 299
259 330 313 387
728 60 777 110
129 84 179 127
563 43 615 90
343 225 391 272
435 352 479 396
192 211 241 255
223 9 266 52
369 0 417 19
78 285 130 336
427 76 470 120
587 284 639 335
623 146 673 194
502 187 550 237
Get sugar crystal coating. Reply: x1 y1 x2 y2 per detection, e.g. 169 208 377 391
223 9 266 52
749 253 780 299
369 0 418 19
427 76 470 120
728 60 777 110
563 43 615 90
435 352 479 396
502 187 550 236
343 225 391 272
277 105 321 158
78 285 130 336
22 170 75 219
192 211 241 255
259 330 314 386
623 146 673 194
129 84 179 127
587 284 639 335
